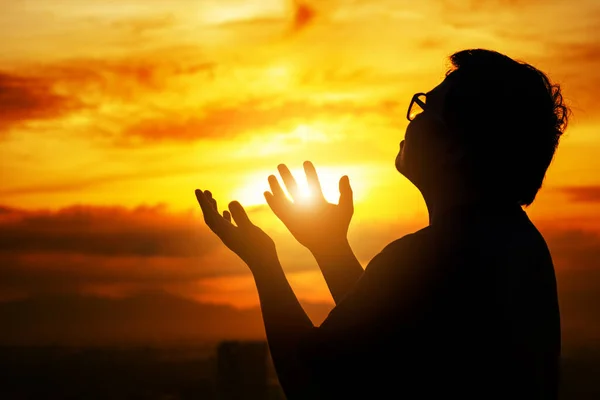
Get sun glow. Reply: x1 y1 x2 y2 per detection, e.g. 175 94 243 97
232 165 360 207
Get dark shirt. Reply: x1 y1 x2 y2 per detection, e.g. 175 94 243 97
298 203 560 399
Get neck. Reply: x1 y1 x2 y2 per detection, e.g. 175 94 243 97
420 178 510 226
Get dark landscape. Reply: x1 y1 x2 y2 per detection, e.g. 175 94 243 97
0 292 597 399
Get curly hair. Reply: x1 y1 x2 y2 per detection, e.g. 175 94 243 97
442 49 570 206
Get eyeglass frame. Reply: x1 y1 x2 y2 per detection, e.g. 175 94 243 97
406 92 427 122
406 92 449 128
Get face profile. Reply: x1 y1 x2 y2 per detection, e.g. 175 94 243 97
395 78 456 192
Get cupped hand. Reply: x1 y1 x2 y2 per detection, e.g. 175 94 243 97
264 161 353 254
195 189 278 270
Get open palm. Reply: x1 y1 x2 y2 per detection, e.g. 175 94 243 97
195 189 278 269
264 161 353 253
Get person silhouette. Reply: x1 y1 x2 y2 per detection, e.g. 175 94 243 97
195 49 569 399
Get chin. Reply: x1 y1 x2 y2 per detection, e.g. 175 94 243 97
395 150 419 185
395 154 408 178
395 151 403 174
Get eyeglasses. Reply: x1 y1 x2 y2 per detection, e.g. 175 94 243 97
407 92 427 122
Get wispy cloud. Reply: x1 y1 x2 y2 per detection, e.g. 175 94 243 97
0 203 246 299
555 186 600 203
291 0 316 33
0 204 217 257
0 71 82 135
0 52 216 138
110 13 177 35
0 168 193 196
118 98 400 144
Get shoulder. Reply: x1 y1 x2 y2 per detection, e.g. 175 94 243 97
376 227 434 259
364 226 435 274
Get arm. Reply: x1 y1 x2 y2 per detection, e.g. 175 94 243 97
309 238 363 304
265 161 363 304
195 189 319 398
250 260 321 399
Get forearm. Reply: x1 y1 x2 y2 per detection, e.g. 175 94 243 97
310 239 364 304
250 260 317 399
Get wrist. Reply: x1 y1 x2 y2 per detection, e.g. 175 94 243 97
247 255 282 277
310 237 352 259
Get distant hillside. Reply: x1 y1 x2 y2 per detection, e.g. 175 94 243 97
0 292 333 345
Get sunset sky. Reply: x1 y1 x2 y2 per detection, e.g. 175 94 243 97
1 0 600 343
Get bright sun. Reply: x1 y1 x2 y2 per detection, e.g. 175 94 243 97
232 166 355 207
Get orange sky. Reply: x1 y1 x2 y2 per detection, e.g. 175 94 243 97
1 0 600 342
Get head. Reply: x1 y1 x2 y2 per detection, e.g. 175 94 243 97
395 49 570 206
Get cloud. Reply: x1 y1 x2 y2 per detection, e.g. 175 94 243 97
214 0 316 34
119 97 400 144
555 186 600 203
110 13 177 36
442 0 544 12
0 253 204 294
439 0 558 28
0 203 286 299
0 167 191 197
0 204 216 257
545 41 600 119
45 55 216 101
0 53 405 145
0 72 82 135
0 53 216 137
291 0 316 33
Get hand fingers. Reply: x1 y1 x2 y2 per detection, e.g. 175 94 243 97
338 176 354 213
204 190 219 213
223 210 232 223
264 191 288 219
277 164 300 201
195 189 213 221
268 175 287 199
264 191 275 209
205 190 217 211
229 201 253 229
266 175 292 217
303 161 325 201
195 189 229 235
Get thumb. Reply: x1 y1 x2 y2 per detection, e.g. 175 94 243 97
338 175 353 212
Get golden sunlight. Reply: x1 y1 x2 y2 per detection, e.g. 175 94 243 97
232 165 358 207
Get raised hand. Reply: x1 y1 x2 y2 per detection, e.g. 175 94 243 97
195 189 278 270
264 161 354 254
